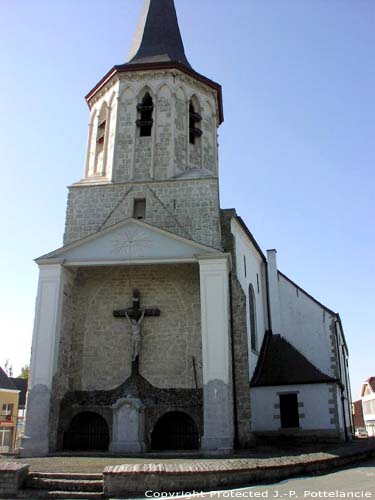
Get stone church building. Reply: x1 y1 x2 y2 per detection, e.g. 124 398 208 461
22 0 352 456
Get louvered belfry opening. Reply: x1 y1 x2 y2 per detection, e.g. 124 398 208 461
151 411 199 450
189 101 202 144
137 93 154 137
63 411 109 451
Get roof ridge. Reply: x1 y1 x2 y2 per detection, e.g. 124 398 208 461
278 270 337 317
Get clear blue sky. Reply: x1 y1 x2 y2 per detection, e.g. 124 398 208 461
1 0 374 399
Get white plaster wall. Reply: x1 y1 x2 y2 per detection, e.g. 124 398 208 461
362 393 375 432
278 274 335 377
363 394 375 436
230 219 268 378
199 257 231 386
251 384 335 431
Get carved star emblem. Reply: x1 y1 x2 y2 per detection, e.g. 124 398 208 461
111 228 151 258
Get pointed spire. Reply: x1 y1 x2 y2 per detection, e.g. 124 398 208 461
127 0 191 68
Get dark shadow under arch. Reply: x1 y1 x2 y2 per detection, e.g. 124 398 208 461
63 411 109 451
151 411 199 450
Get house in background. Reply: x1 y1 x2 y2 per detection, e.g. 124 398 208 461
360 377 375 437
0 367 19 452
10 377 28 447
352 399 366 435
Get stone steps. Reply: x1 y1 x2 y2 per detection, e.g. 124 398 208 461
21 472 104 499
27 472 103 482
19 490 104 499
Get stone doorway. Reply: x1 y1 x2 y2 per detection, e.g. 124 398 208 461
151 411 199 450
63 412 109 451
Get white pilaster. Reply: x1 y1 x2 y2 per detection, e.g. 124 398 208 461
198 254 234 451
22 263 68 457
267 249 282 335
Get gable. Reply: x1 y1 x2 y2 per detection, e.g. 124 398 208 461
361 378 375 397
0 367 17 391
36 218 221 265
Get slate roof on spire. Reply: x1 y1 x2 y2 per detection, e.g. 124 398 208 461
127 0 191 68
85 0 224 124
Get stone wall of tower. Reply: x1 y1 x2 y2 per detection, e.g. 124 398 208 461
64 178 222 248
65 264 202 391
82 69 218 183
112 69 219 181
64 69 222 249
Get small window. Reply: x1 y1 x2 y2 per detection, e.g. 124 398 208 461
0 428 12 447
189 100 202 145
249 284 257 351
279 394 300 428
1 403 13 416
136 93 154 137
133 199 146 220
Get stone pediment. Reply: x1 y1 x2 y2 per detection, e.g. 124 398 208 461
36 219 221 266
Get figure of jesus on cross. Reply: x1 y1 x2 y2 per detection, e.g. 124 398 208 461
113 289 160 370
125 309 145 362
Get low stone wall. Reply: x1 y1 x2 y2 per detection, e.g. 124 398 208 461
103 445 375 498
0 462 29 497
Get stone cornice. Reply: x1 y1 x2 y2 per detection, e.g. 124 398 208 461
85 62 224 123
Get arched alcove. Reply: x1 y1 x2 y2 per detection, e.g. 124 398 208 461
151 411 199 450
63 411 109 451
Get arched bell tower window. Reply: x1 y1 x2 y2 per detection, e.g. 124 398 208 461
94 103 107 175
136 92 154 137
189 99 202 145
249 284 257 352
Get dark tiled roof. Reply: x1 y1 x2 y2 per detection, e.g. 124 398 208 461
0 367 17 391
10 378 28 407
127 0 191 68
362 377 375 396
251 332 337 387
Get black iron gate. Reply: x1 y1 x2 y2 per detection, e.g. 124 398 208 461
151 411 199 450
63 411 109 451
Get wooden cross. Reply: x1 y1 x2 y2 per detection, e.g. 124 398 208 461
113 289 160 321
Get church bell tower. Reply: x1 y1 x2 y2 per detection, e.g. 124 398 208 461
22 0 234 457
64 0 224 251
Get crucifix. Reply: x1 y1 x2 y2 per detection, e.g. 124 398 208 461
113 289 160 373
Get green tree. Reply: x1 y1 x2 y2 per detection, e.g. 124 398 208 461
18 365 29 379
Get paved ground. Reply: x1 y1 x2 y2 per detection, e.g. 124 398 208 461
1 440 374 473
193 459 375 499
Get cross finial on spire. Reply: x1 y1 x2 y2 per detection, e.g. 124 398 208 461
127 0 191 68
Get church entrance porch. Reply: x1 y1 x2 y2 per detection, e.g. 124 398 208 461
24 219 234 456
151 411 199 450
63 412 109 451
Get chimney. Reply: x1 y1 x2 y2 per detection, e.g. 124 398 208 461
267 249 282 335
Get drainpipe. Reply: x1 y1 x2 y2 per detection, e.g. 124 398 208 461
229 272 239 449
334 320 348 441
